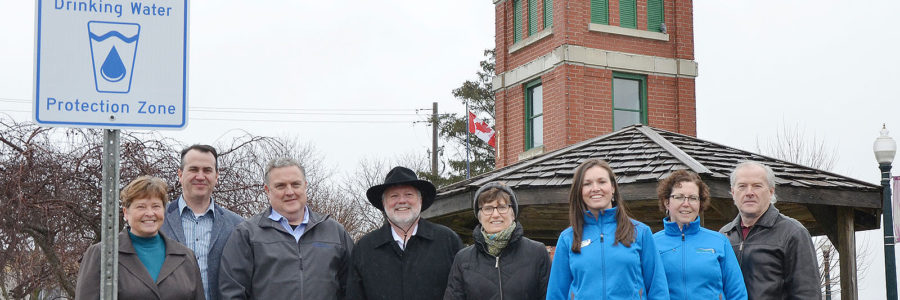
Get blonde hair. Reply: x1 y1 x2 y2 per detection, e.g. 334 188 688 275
120 176 169 208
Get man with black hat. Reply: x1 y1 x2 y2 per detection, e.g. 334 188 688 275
345 166 464 300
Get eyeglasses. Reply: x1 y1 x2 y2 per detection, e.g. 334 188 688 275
669 194 700 204
480 205 511 215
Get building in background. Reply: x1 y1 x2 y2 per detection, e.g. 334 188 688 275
492 0 698 167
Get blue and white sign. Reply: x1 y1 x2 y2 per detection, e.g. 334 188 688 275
34 0 188 129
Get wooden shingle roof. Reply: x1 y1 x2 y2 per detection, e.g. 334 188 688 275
437 124 877 196
426 125 882 244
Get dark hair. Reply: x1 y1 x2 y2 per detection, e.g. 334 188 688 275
656 170 711 213
180 144 218 170
120 176 169 208
568 158 635 253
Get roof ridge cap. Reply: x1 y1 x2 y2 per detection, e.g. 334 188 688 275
636 126 712 174
649 128 879 189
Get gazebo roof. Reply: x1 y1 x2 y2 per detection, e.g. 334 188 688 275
425 125 882 244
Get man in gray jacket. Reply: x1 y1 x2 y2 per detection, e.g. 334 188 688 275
719 161 821 300
219 157 354 300
161 144 245 300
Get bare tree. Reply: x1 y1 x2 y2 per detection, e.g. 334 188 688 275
0 118 365 299
757 122 870 299
0 119 179 299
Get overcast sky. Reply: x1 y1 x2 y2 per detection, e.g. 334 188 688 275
2 1 899 298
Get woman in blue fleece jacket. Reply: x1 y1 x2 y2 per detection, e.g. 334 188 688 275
546 159 668 300
652 170 747 300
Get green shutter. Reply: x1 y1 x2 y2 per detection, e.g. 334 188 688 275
591 0 608 25
514 0 522 42
544 0 553 29
647 0 663 32
529 0 538 35
619 0 636 29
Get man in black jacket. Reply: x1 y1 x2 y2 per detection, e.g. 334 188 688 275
719 161 821 300
346 166 464 300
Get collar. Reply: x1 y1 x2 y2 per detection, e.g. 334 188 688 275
753 203 780 228
177 195 215 217
723 203 780 233
390 222 418 249
473 222 524 250
583 206 618 225
117 229 187 256
268 206 310 226
374 219 436 248
663 216 701 236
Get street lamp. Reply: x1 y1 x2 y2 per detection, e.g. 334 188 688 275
875 124 898 300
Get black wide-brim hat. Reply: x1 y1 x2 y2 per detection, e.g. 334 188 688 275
366 166 437 212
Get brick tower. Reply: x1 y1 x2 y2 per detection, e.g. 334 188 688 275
492 0 697 167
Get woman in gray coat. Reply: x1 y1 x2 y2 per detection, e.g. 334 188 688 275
75 176 204 300
443 182 550 300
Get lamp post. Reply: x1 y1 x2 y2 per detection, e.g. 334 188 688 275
875 124 898 300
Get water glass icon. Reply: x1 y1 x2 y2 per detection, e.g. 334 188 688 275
88 21 140 93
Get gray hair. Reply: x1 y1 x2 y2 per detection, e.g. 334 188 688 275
264 157 307 184
730 161 778 203
381 186 423 204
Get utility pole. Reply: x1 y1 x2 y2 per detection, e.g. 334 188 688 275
432 102 438 178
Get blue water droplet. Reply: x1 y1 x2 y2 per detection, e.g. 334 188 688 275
100 46 126 82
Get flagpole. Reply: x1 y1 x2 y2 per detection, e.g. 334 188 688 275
465 101 471 179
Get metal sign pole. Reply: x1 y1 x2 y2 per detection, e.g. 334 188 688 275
100 129 120 300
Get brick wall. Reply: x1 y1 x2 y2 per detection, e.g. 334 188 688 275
494 0 696 168
495 68 697 167
497 0 695 74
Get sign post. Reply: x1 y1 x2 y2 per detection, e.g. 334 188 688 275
34 1 188 298
100 129 120 300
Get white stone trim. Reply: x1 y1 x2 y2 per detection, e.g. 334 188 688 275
518 145 544 161
588 23 669 41
492 45 698 91
508 27 553 54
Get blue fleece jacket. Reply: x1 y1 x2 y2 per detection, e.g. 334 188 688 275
653 217 747 300
547 207 669 300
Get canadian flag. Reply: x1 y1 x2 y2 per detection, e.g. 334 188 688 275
468 111 496 148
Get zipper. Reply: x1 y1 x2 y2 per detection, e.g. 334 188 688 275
738 225 761 269
495 255 503 300
600 230 606 300
681 232 686 300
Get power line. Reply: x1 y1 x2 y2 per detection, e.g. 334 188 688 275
0 110 418 124
2 97 425 114
191 109 419 116
193 106 416 112
193 117 416 124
